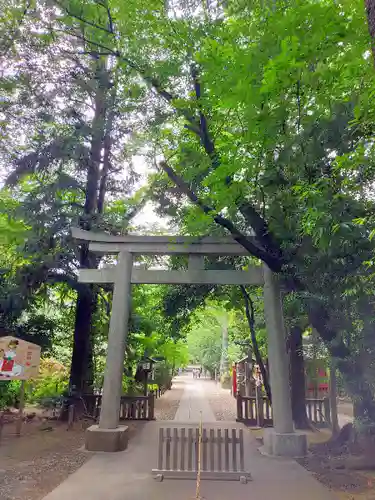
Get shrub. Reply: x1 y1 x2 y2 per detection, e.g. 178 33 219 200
0 380 21 410
220 372 232 390
28 358 68 404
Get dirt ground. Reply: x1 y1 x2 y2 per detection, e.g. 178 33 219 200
0 384 183 500
298 436 375 500
0 383 186 500
297 443 371 497
0 415 142 500
249 425 375 500
1 418 89 500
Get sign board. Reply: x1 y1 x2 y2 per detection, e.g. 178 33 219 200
0 336 41 380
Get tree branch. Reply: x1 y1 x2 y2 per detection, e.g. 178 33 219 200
147 76 198 125
94 0 115 33
191 67 283 257
240 285 272 403
53 28 118 56
0 0 30 58
160 161 282 270
238 203 285 263
47 272 85 293
191 65 217 160
55 0 114 34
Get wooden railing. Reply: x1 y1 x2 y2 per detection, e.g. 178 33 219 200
82 393 155 421
236 393 331 428
154 386 168 399
236 394 273 427
120 395 155 420
306 397 331 427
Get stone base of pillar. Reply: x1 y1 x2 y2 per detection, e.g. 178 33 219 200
262 428 307 458
85 425 129 452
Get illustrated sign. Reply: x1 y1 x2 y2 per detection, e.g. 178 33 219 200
0 336 41 380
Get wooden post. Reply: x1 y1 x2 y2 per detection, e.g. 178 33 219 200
172 428 178 471
236 392 243 421
166 428 171 470
231 428 237 471
321 398 328 426
217 429 222 471
180 428 186 471
187 428 193 471
16 380 26 437
144 371 148 396
255 384 264 427
224 429 229 472
67 404 75 430
158 428 164 470
148 392 155 420
209 429 214 471
202 428 208 471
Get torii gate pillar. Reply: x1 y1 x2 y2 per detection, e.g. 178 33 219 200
86 251 133 452
262 265 307 457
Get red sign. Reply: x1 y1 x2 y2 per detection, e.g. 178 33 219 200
232 364 237 396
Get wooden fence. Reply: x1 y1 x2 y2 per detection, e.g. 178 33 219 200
306 397 331 426
152 426 251 483
236 394 273 427
236 394 331 428
154 386 168 399
82 393 155 421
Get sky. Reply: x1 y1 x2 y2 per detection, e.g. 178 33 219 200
0 152 172 234
128 155 171 233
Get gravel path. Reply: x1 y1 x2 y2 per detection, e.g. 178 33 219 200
204 379 237 421
0 422 88 500
154 379 183 420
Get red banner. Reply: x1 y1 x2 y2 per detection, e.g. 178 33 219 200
232 364 237 396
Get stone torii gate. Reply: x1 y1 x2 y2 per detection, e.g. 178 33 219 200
72 228 306 457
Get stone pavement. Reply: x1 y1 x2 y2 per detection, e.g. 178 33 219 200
43 375 337 500
174 375 216 422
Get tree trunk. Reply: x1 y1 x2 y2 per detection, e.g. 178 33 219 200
220 323 229 376
240 286 272 402
309 303 375 424
97 80 116 215
69 237 99 393
289 326 310 429
69 283 96 391
329 360 339 436
336 358 375 422
83 291 97 394
365 0 375 64
69 56 109 393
